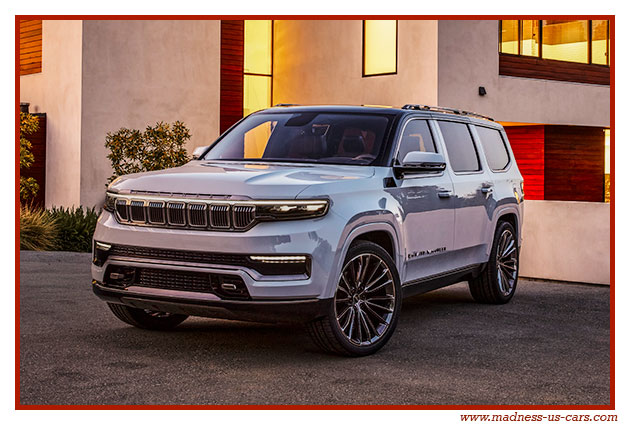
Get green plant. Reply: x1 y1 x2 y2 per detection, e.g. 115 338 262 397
20 112 40 201
20 205 59 251
105 121 191 184
48 206 100 252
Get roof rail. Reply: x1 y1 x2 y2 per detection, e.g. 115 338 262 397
273 103 300 107
401 104 494 121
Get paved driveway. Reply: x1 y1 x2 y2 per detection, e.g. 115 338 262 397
19 251 610 406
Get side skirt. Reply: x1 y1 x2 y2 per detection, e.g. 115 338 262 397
401 264 484 299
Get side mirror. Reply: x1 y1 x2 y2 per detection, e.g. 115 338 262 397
192 146 210 160
399 151 447 173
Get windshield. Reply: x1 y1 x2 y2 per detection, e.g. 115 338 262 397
203 112 394 165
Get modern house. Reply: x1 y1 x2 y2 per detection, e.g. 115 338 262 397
18 18 612 284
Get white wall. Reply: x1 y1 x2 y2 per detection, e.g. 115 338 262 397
520 200 610 285
80 20 222 207
19 20 83 208
273 20 439 107
437 20 610 127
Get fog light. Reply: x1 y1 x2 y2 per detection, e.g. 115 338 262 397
93 241 112 266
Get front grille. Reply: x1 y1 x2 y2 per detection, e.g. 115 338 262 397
106 244 310 276
166 202 186 226
130 200 146 222
104 265 251 299
210 205 231 228
113 197 258 231
233 205 256 229
136 268 215 293
187 203 207 227
147 201 166 224
115 200 129 221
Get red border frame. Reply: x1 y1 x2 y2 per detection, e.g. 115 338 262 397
15 14 615 411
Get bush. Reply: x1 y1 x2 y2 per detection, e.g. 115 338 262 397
105 121 191 184
20 205 99 252
48 206 99 252
20 112 40 201
20 205 58 251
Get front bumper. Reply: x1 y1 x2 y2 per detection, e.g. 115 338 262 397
92 209 346 305
93 281 331 323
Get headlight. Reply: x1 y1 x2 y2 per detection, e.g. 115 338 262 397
104 192 116 212
255 200 329 220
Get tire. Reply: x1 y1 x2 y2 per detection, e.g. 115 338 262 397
469 220 519 304
107 303 188 330
306 241 402 356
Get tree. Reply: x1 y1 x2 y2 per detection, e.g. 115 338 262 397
105 121 191 184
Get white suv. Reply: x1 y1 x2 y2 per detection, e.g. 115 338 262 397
92 105 524 356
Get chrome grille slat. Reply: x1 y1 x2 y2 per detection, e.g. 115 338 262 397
233 205 256 229
187 203 208 227
129 200 146 223
210 204 231 229
166 202 186 226
147 201 166 224
115 199 130 222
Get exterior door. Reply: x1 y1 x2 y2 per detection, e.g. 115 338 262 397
436 120 494 267
388 119 456 283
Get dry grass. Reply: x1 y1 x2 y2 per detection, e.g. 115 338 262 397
20 205 59 251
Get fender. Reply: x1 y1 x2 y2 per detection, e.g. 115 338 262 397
322 220 402 299
486 204 523 257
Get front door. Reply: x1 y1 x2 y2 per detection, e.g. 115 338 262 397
388 119 456 283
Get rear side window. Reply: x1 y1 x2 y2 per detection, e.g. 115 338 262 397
396 120 436 163
476 126 510 171
438 121 480 172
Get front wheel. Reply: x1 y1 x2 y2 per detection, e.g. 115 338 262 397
307 241 402 356
469 221 519 304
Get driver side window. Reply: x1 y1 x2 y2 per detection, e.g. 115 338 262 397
396 120 436 164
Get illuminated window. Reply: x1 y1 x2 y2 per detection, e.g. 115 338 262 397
521 20 540 57
499 20 609 66
592 20 609 65
363 20 397 76
500 20 518 54
542 20 588 63
243 20 273 116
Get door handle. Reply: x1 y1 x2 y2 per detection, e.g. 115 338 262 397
438 191 452 199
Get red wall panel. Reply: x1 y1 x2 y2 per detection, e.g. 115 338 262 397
504 125 545 200
220 20 244 134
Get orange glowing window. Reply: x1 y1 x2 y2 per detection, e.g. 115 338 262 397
243 20 273 116
363 20 397 76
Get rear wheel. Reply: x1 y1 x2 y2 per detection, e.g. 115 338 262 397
307 241 402 356
107 303 188 330
468 221 519 304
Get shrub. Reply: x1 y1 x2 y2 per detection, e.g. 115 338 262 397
20 205 58 251
105 121 191 184
48 206 100 252
20 112 40 201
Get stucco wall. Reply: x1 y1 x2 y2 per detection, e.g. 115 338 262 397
273 20 438 107
520 200 610 284
437 20 610 127
19 20 83 208
80 20 221 207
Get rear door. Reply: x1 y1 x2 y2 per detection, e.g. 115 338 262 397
388 118 456 283
436 120 495 267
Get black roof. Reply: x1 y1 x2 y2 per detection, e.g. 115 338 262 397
258 104 502 128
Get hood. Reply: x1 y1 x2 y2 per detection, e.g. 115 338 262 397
108 161 376 199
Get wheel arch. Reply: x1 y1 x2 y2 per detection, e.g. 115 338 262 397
487 205 522 258
324 222 402 299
